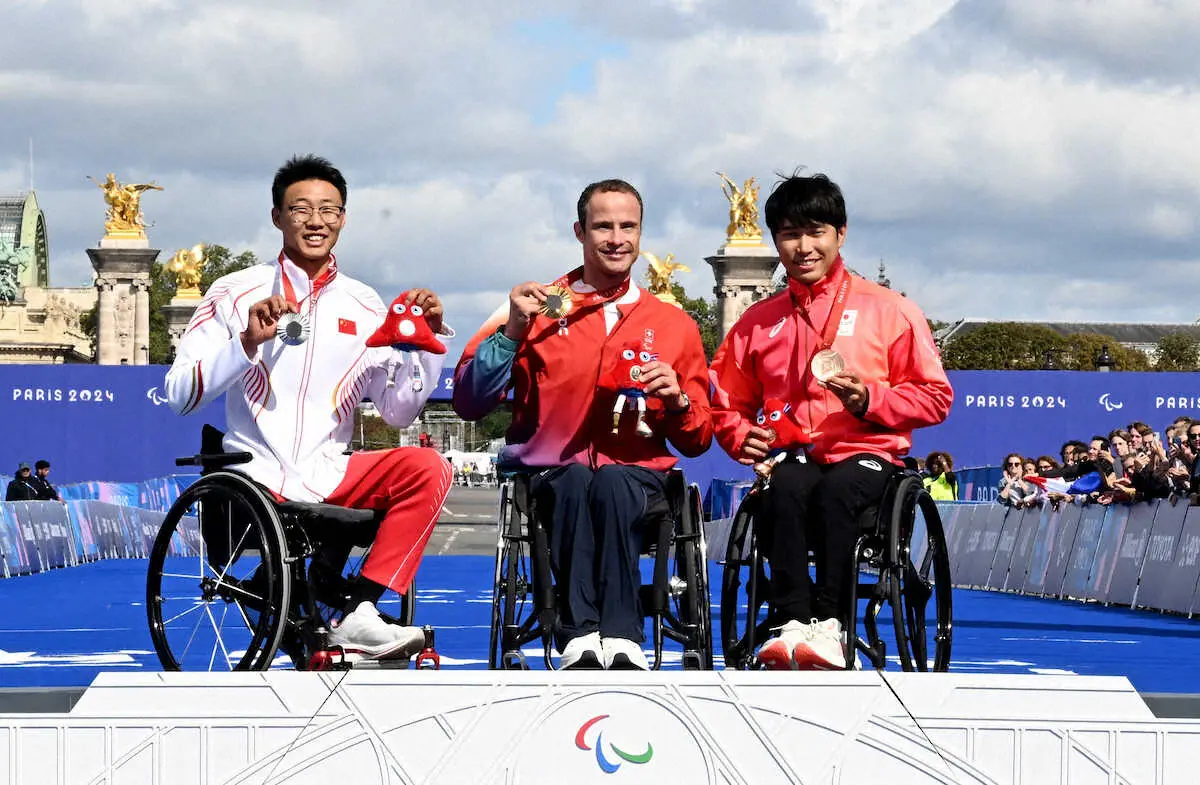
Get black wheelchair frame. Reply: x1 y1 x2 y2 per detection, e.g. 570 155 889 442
489 468 713 670
145 427 415 672
720 467 953 672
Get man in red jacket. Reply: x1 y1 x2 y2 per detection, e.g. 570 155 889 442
710 173 952 670
454 179 712 670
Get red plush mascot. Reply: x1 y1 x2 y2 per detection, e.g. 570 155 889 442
753 398 813 480
598 341 657 437
366 291 446 391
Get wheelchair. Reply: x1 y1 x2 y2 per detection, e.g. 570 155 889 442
720 461 952 672
145 426 417 672
489 467 712 670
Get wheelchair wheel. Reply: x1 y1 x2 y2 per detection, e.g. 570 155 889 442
720 491 769 670
888 476 953 672
671 483 713 670
489 481 531 669
146 473 290 671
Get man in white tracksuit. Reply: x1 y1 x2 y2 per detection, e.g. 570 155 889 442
165 154 453 662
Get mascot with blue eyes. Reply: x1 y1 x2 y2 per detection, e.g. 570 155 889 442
598 339 658 438
366 291 447 390
753 398 812 480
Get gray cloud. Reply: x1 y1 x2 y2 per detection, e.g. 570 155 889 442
2 0 1198 357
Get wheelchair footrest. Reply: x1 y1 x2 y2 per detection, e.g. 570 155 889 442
307 647 413 671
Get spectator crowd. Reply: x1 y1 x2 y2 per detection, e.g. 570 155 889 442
996 416 1200 508
5 459 60 502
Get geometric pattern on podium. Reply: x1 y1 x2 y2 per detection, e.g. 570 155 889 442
1 671 1196 784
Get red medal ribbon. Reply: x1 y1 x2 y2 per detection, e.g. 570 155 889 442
791 264 852 352
549 266 631 311
277 251 338 310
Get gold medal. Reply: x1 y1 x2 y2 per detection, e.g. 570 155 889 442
540 285 574 319
810 348 845 382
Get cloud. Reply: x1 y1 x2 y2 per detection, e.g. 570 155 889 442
2 0 1198 352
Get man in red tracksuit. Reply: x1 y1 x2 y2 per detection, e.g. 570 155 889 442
710 172 952 670
454 179 712 670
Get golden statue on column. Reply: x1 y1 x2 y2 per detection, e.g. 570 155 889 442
642 251 690 307
717 171 764 244
89 173 163 240
166 244 206 298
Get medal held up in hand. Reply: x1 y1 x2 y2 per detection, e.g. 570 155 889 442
810 348 845 382
803 272 852 383
539 285 574 320
276 312 311 346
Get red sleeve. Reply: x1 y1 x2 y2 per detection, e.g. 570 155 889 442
659 316 713 458
708 323 763 460
862 298 953 430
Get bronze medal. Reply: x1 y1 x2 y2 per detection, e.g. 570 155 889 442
629 366 642 382
540 285 574 319
810 348 845 382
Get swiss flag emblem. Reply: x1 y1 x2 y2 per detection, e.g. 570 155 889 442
338 318 357 336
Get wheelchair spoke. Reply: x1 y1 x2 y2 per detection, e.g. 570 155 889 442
159 570 204 581
160 601 207 628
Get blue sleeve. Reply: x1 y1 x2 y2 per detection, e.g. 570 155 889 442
455 329 519 419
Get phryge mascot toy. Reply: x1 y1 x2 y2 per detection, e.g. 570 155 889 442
754 398 812 480
366 291 446 390
598 340 657 437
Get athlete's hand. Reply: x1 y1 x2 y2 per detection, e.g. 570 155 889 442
822 371 869 416
405 288 444 335
505 282 547 341
242 295 296 355
639 361 688 411
737 425 773 465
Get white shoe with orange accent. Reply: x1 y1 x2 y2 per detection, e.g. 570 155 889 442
756 620 812 670
791 617 847 670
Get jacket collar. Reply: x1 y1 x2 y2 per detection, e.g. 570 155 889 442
786 256 847 307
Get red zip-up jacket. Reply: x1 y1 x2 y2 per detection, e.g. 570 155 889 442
709 258 952 465
454 284 712 470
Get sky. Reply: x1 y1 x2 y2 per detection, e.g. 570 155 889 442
2 0 1199 356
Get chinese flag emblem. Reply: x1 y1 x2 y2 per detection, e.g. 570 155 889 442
338 318 357 335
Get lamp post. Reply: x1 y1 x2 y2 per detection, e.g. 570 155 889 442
1095 344 1115 372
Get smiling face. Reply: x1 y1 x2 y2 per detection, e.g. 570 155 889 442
272 178 345 276
574 190 642 290
774 219 846 285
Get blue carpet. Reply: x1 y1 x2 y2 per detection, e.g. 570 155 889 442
1 556 1197 693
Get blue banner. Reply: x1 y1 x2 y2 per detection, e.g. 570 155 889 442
911 370 1200 469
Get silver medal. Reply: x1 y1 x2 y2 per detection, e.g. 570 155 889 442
276 312 311 346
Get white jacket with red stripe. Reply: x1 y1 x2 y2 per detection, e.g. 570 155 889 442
164 256 447 502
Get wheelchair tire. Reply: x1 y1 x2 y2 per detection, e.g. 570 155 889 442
146 473 291 671
489 481 529 670
720 491 769 670
673 483 713 670
888 476 954 672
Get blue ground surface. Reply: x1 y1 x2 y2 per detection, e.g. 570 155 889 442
2 555 1198 693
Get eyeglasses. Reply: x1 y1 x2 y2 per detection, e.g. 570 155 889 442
1006 461 1021 467
285 205 345 224
1190 433 1200 440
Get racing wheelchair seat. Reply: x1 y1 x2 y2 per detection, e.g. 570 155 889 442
489 465 712 670
720 463 953 672
145 425 419 672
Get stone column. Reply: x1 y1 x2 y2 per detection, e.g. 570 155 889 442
162 297 202 359
705 241 780 341
86 239 160 365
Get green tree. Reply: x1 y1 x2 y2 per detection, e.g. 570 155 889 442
672 282 720 360
941 323 1067 370
1154 332 1200 371
1060 333 1149 371
80 245 258 363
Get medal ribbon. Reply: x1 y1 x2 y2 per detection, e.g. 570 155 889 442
791 264 852 353
550 265 631 311
277 251 338 311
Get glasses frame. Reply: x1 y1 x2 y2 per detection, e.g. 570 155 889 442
285 204 345 224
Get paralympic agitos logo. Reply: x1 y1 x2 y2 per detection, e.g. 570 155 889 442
574 714 654 773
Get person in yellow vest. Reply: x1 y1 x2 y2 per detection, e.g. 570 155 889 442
923 451 958 501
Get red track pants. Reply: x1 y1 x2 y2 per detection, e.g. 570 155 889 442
323 446 452 594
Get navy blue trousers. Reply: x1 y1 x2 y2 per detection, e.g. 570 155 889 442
531 463 667 648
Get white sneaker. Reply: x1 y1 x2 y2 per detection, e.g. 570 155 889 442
791 617 848 670
328 601 424 660
560 632 603 670
756 619 811 670
602 637 649 671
